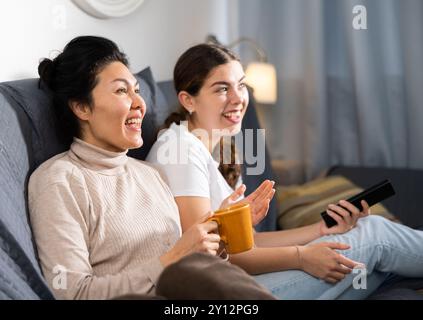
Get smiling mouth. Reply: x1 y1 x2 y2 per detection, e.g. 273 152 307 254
222 110 242 122
125 118 142 131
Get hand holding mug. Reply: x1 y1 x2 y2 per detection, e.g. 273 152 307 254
161 211 221 267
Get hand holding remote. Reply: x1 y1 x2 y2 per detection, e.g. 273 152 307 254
320 199 371 235
320 180 395 228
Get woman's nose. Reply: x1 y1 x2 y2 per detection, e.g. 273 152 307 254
230 88 244 104
131 92 147 117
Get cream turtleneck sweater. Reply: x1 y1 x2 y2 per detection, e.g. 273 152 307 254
28 138 182 300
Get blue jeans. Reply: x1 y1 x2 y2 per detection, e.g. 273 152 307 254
253 215 423 299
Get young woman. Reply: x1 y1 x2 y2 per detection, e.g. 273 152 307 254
28 36 272 300
146 43 423 299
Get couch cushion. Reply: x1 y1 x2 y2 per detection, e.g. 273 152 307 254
0 79 67 168
0 89 35 256
0 244 40 300
0 225 53 299
0 88 54 299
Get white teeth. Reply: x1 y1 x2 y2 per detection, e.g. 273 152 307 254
125 118 142 125
223 111 241 118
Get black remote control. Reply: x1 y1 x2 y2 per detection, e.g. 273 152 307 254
321 179 396 228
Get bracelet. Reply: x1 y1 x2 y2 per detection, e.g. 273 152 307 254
219 247 230 262
295 246 303 269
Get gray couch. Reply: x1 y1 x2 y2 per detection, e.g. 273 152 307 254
0 67 279 299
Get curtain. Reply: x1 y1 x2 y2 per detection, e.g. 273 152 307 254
238 0 423 182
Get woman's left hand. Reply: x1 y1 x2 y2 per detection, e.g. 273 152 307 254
219 180 276 226
319 200 371 236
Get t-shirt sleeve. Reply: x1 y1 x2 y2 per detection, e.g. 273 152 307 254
155 145 211 199
28 176 163 300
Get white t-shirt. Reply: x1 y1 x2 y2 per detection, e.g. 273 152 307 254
146 123 242 211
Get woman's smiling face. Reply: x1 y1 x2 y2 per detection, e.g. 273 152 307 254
189 60 249 137
75 61 147 152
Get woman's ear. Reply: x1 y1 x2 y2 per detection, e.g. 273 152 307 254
69 101 91 121
178 91 196 114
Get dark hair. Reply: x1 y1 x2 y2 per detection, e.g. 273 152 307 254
38 36 129 147
164 43 242 189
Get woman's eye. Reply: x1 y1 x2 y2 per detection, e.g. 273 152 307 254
239 83 247 89
117 88 127 94
135 88 140 94
217 87 228 93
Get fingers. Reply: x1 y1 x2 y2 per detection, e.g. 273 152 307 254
336 254 362 269
328 203 353 225
181 223 221 257
334 263 353 275
206 232 221 243
339 200 360 224
230 184 246 201
254 194 271 215
259 181 275 199
246 180 274 202
251 199 270 226
204 238 221 255
328 271 347 281
202 232 221 255
197 210 214 224
360 200 370 217
340 200 370 219
338 200 360 216
202 220 219 233
248 181 275 225
326 262 354 283
219 184 247 210
325 210 344 226
255 185 276 205
321 242 350 250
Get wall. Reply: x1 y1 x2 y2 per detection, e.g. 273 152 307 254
0 0 237 82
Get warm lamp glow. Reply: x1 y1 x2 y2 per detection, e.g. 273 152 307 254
245 62 277 104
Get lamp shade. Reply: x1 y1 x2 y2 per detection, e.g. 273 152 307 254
245 62 277 104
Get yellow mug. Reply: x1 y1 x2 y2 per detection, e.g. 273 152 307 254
209 203 254 254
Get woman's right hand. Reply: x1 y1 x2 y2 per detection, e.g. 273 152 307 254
298 242 364 283
160 212 221 267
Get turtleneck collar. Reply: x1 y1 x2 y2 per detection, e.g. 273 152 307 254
69 138 129 176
